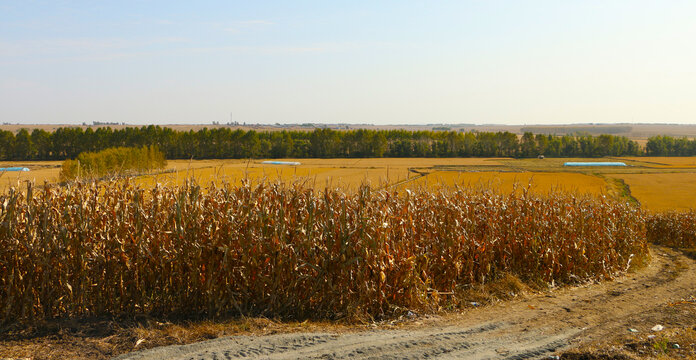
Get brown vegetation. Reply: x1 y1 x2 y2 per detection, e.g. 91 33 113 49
647 211 696 249
0 180 648 324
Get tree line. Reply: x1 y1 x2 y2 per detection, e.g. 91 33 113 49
1 126 693 161
644 135 696 156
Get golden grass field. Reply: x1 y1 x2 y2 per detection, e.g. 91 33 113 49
2 157 695 211
136 158 507 190
615 156 696 168
0 161 62 188
401 171 608 196
609 173 696 211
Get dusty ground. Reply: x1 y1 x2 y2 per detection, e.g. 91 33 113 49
1 245 694 360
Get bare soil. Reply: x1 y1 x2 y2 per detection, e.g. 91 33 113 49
1 245 694 360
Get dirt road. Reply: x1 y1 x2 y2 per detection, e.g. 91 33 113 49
112 246 695 360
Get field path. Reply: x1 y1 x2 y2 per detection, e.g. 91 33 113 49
114 246 695 360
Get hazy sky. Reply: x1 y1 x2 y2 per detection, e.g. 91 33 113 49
2 1 696 125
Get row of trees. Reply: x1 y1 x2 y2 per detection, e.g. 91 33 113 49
60 146 166 181
1 126 690 161
644 135 696 156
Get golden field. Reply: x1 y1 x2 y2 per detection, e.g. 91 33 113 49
609 173 696 211
615 156 696 168
0 161 62 189
2 157 695 210
402 171 608 196
0 158 505 191
135 158 506 190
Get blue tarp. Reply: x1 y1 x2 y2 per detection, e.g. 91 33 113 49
261 161 301 166
563 162 626 167
0 167 30 171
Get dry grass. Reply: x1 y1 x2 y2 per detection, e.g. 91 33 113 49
0 314 363 360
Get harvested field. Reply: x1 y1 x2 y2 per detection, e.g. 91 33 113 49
609 173 696 211
6 158 696 209
616 156 696 168
7 157 696 206
0 161 62 189
401 171 609 196
136 158 506 190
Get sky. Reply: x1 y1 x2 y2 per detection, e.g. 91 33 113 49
1 1 696 125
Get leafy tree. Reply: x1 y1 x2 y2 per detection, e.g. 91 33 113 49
31 129 52 160
13 129 35 160
520 132 536 157
0 131 15 160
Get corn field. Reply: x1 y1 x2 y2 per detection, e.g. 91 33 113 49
0 180 649 323
647 211 696 248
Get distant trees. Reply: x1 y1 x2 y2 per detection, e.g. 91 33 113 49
0 125 657 161
0 130 16 160
60 146 166 181
645 135 696 156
